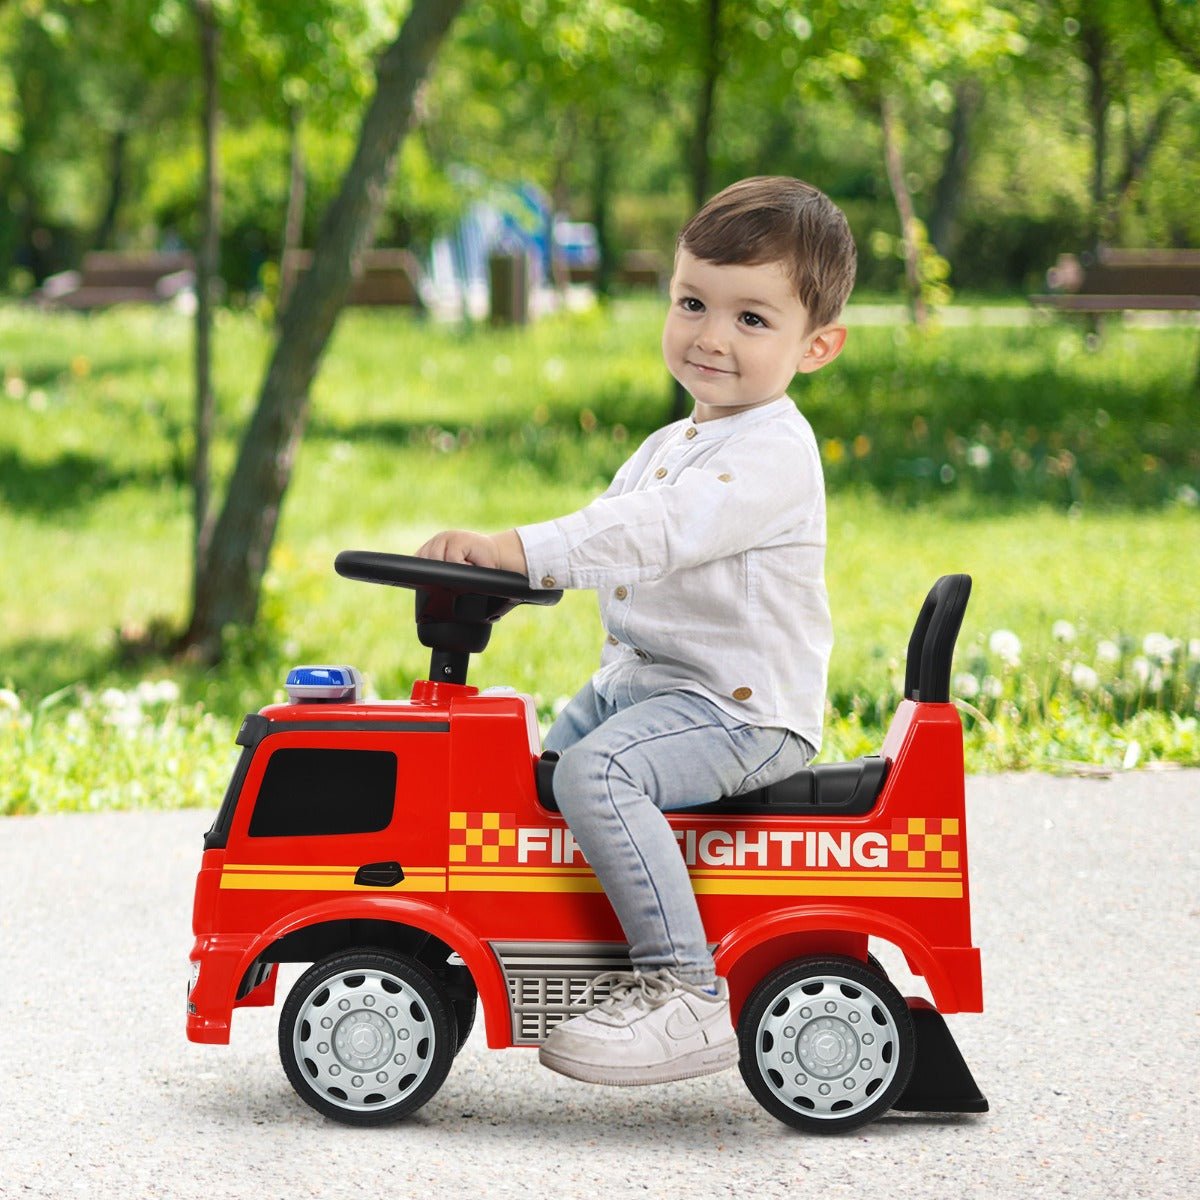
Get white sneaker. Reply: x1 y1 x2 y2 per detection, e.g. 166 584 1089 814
538 969 739 1086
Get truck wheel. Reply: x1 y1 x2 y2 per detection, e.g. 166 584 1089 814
738 956 914 1133
279 950 455 1125
445 965 478 1053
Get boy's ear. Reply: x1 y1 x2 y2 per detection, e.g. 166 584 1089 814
796 324 847 375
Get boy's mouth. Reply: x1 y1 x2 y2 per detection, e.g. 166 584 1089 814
688 359 735 377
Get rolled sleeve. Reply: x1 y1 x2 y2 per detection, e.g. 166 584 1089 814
515 518 572 589
516 503 663 589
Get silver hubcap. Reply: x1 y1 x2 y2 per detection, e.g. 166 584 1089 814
293 968 434 1112
755 973 901 1121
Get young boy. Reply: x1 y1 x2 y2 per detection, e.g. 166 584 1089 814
417 176 856 1086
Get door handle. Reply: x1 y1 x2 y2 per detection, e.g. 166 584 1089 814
354 861 405 887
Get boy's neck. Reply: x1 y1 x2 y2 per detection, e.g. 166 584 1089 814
692 395 786 424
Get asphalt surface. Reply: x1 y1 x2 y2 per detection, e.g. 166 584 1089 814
1 771 1197 1200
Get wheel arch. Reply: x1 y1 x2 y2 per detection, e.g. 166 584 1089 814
239 896 510 1046
715 905 975 1019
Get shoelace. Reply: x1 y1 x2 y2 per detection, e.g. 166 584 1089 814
582 970 679 1014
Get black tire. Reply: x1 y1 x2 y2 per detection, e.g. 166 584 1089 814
279 950 455 1126
445 965 478 1053
738 956 915 1134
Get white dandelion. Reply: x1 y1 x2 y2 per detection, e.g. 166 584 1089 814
953 672 981 699
989 629 1022 667
1070 664 1099 691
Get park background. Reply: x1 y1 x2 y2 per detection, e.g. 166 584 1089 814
1 0 1198 815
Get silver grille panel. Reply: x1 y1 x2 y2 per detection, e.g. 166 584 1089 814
490 941 634 1045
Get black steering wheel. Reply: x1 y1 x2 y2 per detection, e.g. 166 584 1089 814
334 550 562 684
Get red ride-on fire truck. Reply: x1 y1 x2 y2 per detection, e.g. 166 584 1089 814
187 552 987 1133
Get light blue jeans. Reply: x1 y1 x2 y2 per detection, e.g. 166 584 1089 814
544 682 814 987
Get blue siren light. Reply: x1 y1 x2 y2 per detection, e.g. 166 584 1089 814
285 665 363 703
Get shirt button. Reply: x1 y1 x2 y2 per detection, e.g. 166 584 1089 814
614 585 628 600
654 467 668 479
732 687 753 701
607 634 619 646
718 473 732 483
635 650 648 660
541 575 557 588
685 427 697 440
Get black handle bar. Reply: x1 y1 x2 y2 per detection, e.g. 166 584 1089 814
903 574 972 704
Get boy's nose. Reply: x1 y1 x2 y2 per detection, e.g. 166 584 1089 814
695 320 729 354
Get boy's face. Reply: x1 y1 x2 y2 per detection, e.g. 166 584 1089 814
662 248 846 422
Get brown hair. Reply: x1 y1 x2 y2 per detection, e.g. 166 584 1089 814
678 176 857 329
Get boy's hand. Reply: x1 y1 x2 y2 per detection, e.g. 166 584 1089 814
416 530 498 566
415 529 528 575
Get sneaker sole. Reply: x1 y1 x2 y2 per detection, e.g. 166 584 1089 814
538 1038 740 1087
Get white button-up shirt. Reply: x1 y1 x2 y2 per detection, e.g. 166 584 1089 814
516 396 832 751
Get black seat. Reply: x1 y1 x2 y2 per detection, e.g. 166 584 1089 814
537 751 889 817
690 755 889 816
535 574 971 819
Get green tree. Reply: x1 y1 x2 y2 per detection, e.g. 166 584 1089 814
182 0 405 606
429 0 667 296
1052 0 1199 246
1148 0 1200 71
0 0 193 282
227 0 398 311
801 0 1027 324
184 0 466 659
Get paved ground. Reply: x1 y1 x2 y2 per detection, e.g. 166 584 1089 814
1 771 1197 1199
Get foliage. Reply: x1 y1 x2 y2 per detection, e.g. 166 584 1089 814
4 0 1198 299
0 681 236 816
822 616 1200 771
0 0 194 277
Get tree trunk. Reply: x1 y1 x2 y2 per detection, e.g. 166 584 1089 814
879 92 927 328
690 0 723 211
548 111 578 295
591 114 615 299
92 126 128 251
183 0 465 659
191 0 220 610
1079 17 1110 249
1103 94 1177 239
276 101 307 323
672 0 724 421
928 79 981 260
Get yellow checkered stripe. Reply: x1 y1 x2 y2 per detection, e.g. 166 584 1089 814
890 817 961 870
219 864 445 893
450 811 517 864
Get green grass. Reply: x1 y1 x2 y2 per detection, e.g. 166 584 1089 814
1 300 1196 814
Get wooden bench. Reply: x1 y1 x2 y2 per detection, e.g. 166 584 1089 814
36 251 195 310
563 250 669 290
1030 248 1200 315
282 248 425 310
616 249 668 290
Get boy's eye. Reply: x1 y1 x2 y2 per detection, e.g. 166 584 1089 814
740 311 768 328
680 296 704 312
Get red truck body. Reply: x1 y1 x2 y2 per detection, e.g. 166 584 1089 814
186 557 986 1132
